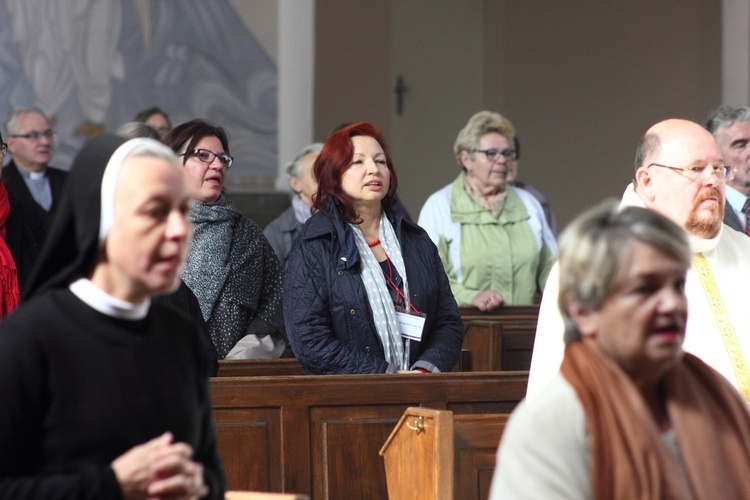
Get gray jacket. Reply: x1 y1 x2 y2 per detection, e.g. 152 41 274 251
264 205 302 269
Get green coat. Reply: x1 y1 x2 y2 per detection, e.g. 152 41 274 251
418 172 556 306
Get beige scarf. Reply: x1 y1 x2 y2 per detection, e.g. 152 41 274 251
561 340 750 499
463 175 506 218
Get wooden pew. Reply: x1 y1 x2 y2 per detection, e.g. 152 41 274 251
211 372 527 499
216 306 539 377
458 306 539 372
218 358 304 377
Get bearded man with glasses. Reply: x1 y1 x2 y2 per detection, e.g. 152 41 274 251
528 118 750 402
3 107 67 228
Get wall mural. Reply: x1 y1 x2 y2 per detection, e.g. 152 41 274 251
0 0 278 188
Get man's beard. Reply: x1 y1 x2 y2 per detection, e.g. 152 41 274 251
685 187 724 238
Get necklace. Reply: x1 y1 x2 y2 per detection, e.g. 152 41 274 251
367 237 380 248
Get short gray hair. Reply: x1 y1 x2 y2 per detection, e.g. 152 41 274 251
5 107 49 135
705 105 750 137
116 121 160 141
285 143 323 178
633 132 660 180
557 200 690 344
453 111 515 166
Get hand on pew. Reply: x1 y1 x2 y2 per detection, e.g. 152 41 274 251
472 290 505 312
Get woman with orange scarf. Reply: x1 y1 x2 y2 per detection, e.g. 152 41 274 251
490 202 750 499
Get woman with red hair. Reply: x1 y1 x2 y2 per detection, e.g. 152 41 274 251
284 122 464 374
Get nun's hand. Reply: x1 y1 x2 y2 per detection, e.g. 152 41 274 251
112 432 208 499
147 452 207 500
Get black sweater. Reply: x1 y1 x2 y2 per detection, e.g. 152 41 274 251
0 289 226 499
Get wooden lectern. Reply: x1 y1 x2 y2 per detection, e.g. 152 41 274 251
379 407 454 500
380 407 509 500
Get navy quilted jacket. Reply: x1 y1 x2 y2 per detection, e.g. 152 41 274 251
283 202 464 374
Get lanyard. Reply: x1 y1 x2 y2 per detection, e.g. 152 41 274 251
382 256 420 314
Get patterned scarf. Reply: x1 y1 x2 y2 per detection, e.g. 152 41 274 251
463 173 507 218
0 182 19 316
182 197 239 320
349 212 410 370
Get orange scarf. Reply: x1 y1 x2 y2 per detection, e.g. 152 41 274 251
561 341 750 499
0 183 19 316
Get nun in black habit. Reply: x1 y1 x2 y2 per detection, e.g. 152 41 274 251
0 136 226 499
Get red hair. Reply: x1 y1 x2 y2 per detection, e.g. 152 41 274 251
312 122 398 224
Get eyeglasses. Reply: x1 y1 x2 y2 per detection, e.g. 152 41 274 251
0 143 6 158
647 163 735 181
9 129 55 141
181 148 233 169
471 148 518 162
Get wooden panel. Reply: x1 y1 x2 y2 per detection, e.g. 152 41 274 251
214 408 282 492
453 415 509 500
462 321 503 372
217 359 304 377
280 406 311 495
455 449 496 500
458 305 539 323
226 492 308 500
311 406 406 500
212 373 528 409
211 372 528 498
459 305 539 372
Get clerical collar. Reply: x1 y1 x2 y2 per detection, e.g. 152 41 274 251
69 278 150 320
688 226 722 254
18 168 47 181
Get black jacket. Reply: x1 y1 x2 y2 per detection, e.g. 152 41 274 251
284 200 464 374
7 195 45 293
2 160 67 229
724 201 745 233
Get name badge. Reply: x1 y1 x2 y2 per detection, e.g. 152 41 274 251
396 308 426 341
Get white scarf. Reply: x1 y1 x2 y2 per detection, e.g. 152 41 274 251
349 212 411 370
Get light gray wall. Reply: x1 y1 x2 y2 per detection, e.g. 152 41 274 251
314 0 721 229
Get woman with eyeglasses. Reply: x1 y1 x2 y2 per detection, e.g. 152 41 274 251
164 119 285 359
418 110 557 310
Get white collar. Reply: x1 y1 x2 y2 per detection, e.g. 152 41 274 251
69 278 150 320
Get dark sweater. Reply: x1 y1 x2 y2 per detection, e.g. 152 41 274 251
0 289 226 499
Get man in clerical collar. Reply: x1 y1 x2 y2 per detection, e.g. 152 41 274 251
528 118 750 402
3 107 67 227
705 105 750 236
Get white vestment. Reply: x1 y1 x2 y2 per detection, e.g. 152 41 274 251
489 373 591 499
527 185 750 399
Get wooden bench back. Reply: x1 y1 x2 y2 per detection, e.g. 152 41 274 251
211 372 527 499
